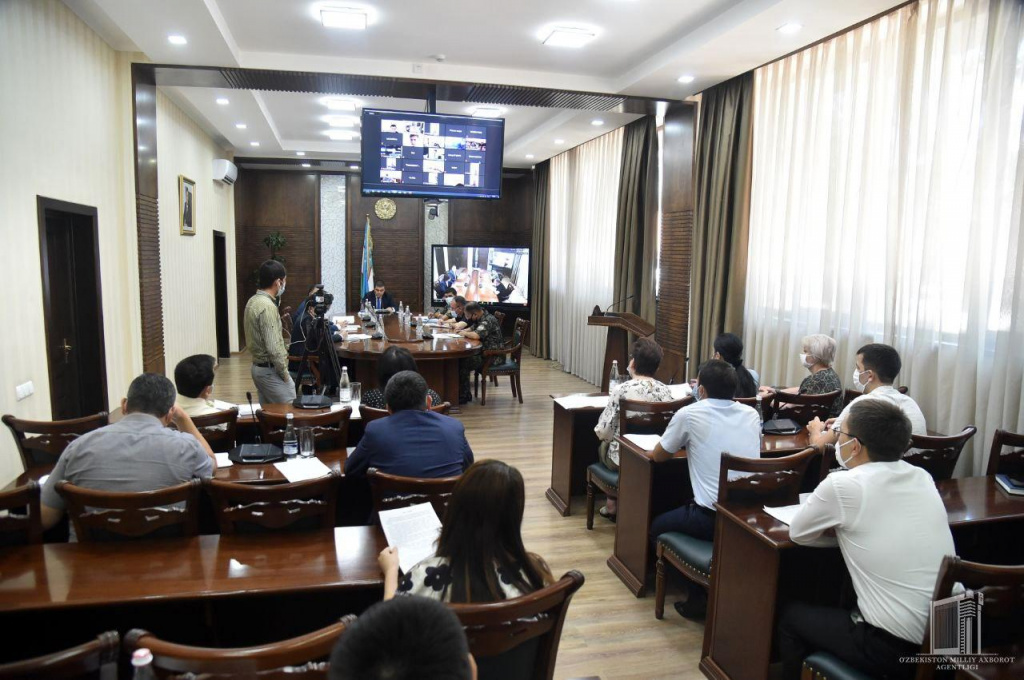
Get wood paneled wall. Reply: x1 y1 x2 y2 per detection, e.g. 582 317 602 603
449 174 534 247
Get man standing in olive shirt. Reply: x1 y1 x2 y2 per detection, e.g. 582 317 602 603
244 260 295 404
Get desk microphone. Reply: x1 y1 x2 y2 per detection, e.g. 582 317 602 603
231 391 283 464
246 391 260 442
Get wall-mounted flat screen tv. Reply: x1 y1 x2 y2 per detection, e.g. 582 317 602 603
361 108 505 199
431 245 529 306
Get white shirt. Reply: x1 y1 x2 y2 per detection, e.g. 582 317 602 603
789 461 955 644
659 399 761 509
175 394 236 418
831 386 926 436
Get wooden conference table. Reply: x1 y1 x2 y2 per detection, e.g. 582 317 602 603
333 311 480 412
701 475 1024 680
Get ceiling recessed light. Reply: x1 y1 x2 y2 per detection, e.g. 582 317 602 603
470 106 504 118
525 154 535 159
320 7 368 30
301 163 312 168
541 26 598 48
349 163 360 169
591 119 604 126
677 74 695 84
326 130 358 141
296 151 306 156
249 141 260 147
235 123 247 129
323 115 359 128
167 34 187 45
777 22 802 35
554 139 565 145
322 97 358 111
216 97 230 106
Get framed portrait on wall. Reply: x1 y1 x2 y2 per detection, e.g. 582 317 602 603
179 175 196 235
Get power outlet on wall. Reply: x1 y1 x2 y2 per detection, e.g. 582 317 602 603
15 381 34 401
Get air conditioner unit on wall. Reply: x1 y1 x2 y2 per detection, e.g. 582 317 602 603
212 159 237 185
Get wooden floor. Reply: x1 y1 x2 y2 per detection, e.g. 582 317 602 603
215 351 704 680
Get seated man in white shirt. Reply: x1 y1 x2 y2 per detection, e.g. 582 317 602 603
808 343 926 450
173 354 235 417
649 360 762 618
781 399 955 680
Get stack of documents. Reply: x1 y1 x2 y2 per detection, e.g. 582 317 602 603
378 503 443 573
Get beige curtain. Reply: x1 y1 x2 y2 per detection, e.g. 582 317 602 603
690 72 754 368
612 117 659 325
529 161 551 358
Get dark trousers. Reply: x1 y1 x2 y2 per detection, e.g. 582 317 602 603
778 602 918 680
458 355 482 399
650 502 716 542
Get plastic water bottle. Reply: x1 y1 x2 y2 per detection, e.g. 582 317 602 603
609 360 621 392
339 367 352 403
398 300 403 315
283 413 298 458
756 394 764 425
132 649 157 680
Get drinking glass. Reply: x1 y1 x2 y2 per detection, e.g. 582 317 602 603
299 427 315 458
349 382 362 408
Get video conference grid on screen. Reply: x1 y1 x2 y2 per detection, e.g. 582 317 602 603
432 245 529 307
361 109 504 199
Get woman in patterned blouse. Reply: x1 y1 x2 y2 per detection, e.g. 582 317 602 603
759 333 844 417
379 460 553 603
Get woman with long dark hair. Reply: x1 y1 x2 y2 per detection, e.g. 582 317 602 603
361 346 443 410
379 460 553 602
713 333 760 398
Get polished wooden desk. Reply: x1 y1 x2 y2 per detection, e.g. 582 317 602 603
609 431 811 597
545 394 607 516
334 313 481 411
700 476 1024 680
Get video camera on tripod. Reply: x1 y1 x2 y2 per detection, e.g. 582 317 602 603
294 285 343 407
309 285 334 318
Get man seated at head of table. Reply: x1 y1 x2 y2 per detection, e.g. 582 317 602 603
362 346 444 410
345 371 473 478
808 342 926 451
40 373 217 538
593 337 675 518
648 359 762 618
173 354 235 417
363 280 396 313
780 399 955 680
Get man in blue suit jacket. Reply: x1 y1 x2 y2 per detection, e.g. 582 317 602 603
345 371 473 478
362 280 396 312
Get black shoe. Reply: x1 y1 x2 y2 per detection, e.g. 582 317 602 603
674 594 707 620
459 393 472 405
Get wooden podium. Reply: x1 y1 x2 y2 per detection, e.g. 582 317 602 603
588 309 656 391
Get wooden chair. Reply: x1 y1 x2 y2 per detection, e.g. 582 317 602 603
0 481 43 546
654 447 819 619
771 390 842 426
367 467 461 523
0 631 119 679
56 479 202 542
2 412 109 471
189 408 239 453
289 354 322 392
124 616 355 679
486 311 507 386
257 408 351 450
732 395 773 421
450 570 585 680
842 385 909 408
986 428 1024 477
585 397 692 530
477 318 530 406
358 402 451 425
204 474 339 534
492 310 506 328
905 425 977 481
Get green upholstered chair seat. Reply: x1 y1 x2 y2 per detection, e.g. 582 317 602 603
802 652 877 680
488 360 519 373
657 532 713 579
587 462 619 491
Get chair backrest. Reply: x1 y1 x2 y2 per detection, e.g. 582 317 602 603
718 447 820 508
57 479 202 542
0 631 119 679
367 468 461 522
189 408 239 453
618 396 691 437
124 616 356 679
359 402 451 425
0 481 43 546
492 310 506 328
510 318 530 362
732 396 773 421
905 426 978 481
289 354 322 391
204 474 339 535
257 408 351 448
843 385 909 408
986 428 1024 477
2 412 109 470
771 390 841 426
916 556 1024 679
450 570 585 680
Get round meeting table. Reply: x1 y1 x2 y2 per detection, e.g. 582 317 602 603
333 311 480 412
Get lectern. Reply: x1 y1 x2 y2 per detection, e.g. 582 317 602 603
588 309 656 391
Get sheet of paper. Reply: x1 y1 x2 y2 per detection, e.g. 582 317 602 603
430 332 461 339
332 315 356 325
330 403 361 419
623 433 662 450
345 333 372 341
763 504 802 526
344 325 361 331
214 452 233 468
378 502 443 573
553 394 610 409
668 383 693 400
235 402 260 417
273 457 332 483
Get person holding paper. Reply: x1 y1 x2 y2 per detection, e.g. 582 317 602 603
648 360 761 618
345 371 473 478
379 460 553 603
779 399 955 680
593 338 674 519
361 347 443 410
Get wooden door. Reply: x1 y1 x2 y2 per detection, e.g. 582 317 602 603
213 231 230 358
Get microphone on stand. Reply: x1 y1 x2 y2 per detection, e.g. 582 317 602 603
604 294 636 314
246 391 260 443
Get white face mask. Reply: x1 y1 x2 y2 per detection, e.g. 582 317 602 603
852 368 870 391
800 353 815 369
277 281 286 297
835 437 857 469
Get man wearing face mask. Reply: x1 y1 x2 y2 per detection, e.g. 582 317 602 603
243 260 296 404
807 343 926 451
780 399 954 680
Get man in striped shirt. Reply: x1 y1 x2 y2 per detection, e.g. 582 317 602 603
243 260 296 404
